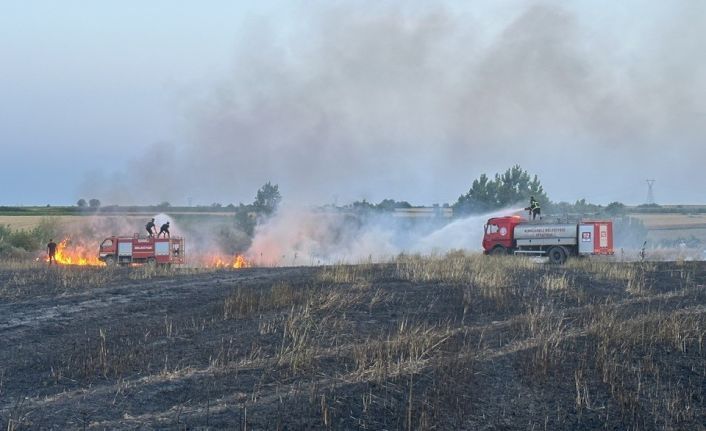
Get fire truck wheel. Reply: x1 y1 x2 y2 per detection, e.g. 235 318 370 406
548 246 567 264
491 246 507 256
146 257 157 267
104 256 116 267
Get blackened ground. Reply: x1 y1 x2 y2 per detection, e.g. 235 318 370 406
1 258 705 430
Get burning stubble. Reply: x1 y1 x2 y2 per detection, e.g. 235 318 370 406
41 214 251 268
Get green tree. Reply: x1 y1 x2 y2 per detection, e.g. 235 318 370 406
573 198 601 214
347 199 377 213
455 173 497 213
89 198 101 209
77 198 87 208
454 165 548 214
376 199 412 211
605 201 626 216
253 182 281 214
235 209 256 237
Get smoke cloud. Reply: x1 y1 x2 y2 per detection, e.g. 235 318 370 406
244 204 528 266
83 1 706 206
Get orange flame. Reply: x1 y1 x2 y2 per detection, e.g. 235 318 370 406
208 254 251 269
47 238 104 266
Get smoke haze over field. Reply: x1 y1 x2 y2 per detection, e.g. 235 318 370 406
2 1 705 205
244 205 530 266
43 204 668 266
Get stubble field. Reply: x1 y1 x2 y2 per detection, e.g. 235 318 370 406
1 255 705 430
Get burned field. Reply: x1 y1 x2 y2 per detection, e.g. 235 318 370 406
1 257 705 430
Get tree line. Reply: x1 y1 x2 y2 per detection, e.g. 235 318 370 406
76 198 101 209
76 166 633 218
453 165 629 217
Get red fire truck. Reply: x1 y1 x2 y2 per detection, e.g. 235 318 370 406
482 216 613 264
98 235 185 266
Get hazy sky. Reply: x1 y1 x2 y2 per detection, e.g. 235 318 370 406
2 1 704 206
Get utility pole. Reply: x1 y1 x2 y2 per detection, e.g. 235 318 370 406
645 179 656 205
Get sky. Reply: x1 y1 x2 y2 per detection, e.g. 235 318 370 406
1 1 704 206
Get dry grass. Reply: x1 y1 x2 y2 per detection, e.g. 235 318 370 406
632 213 706 228
316 261 383 284
0 266 115 299
523 305 569 377
582 305 706 427
0 215 75 230
394 251 536 283
0 262 212 300
351 321 452 382
566 258 655 282
223 281 308 320
538 272 571 291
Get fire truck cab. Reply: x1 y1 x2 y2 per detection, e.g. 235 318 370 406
98 235 185 266
482 216 522 253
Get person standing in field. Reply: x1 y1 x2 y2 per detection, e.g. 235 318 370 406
47 239 57 265
158 221 170 238
146 218 156 237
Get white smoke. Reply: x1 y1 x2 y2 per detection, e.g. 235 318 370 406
245 205 528 266
412 206 527 254
50 212 252 267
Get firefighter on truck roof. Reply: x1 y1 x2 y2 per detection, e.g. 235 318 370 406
158 221 170 238
530 196 541 221
146 218 156 237
526 196 541 220
526 197 536 219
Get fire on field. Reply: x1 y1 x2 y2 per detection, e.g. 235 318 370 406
205 254 251 269
42 236 252 269
44 238 104 266
20 214 256 269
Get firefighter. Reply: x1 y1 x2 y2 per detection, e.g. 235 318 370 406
47 239 57 265
158 221 170 238
526 197 536 218
531 197 541 220
146 218 156 237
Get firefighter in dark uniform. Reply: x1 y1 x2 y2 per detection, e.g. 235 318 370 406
47 239 57 265
530 197 541 220
158 221 170 238
146 218 156 237
526 197 536 219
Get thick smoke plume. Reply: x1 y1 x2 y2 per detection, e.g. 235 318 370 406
82 2 706 206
